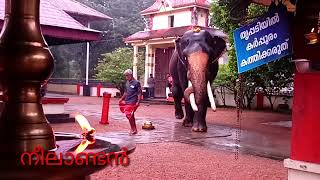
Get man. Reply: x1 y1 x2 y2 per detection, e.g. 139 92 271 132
118 69 142 135
147 74 155 98
166 73 173 99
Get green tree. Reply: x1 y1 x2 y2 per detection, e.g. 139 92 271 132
95 47 144 94
51 0 153 79
214 64 236 107
255 59 294 111
211 0 240 103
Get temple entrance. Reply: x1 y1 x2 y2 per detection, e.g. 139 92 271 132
154 47 174 97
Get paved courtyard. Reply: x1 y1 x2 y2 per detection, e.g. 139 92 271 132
49 94 291 179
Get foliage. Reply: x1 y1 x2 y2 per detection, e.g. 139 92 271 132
211 0 240 103
255 58 294 111
51 0 153 79
50 45 83 79
214 64 236 106
95 47 145 93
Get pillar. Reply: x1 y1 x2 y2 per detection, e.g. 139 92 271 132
86 22 91 85
144 44 150 87
152 49 156 77
284 72 320 179
149 47 155 77
133 45 138 79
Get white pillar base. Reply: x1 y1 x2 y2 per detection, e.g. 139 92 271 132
284 159 320 180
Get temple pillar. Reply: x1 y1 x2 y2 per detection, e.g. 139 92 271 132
144 44 150 87
150 47 155 77
133 45 138 79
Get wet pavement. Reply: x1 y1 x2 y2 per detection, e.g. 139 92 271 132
60 97 290 160
46 94 291 179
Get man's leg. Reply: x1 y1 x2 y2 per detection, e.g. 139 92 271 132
166 87 169 99
127 112 137 134
148 88 152 98
152 88 155 98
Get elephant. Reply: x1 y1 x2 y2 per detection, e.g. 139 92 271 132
169 28 227 132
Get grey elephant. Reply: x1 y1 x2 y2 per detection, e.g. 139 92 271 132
169 28 227 132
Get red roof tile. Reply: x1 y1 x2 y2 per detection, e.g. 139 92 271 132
141 0 211 14
0 0 110 42
124 25 217 42
172 0 211 8
0 0 97 32
48 0 112 21
140 0 164 14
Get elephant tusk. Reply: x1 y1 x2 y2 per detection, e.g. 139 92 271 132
189 93 198 111
188 81 198 111
207 81 216 112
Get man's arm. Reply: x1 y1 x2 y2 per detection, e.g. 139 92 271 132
136 82 142 105
119 92 127 103
119 81 127 103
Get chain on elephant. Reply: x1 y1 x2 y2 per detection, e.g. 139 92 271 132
235 74 244 160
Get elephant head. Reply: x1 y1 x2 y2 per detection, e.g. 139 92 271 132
175 28 227 111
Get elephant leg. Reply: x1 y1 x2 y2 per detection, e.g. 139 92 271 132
182 102 194 127
172 84 184 119
192 101 208 132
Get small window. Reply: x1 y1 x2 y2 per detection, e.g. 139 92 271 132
168 15 174 27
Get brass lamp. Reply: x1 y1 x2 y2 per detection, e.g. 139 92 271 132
305 28 319 44
305 12 320 44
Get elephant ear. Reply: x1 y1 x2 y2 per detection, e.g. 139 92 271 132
175 38 184 61
209 31 227 62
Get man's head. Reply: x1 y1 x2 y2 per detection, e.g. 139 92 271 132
124 69 133 81
150 74 153 78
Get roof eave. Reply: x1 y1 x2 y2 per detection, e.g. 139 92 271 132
67 11 112 21
140 5 210 16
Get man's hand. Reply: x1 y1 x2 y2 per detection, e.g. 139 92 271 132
119 93 127 104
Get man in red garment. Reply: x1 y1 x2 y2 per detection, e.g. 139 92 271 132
118 69 142 135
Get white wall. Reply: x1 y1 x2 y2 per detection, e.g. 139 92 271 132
174 10 192 27
153 13 169 30
197 9 207 27
214 88 293 110
152 10 192 30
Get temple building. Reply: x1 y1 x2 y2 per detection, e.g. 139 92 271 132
125 0 227 98
0 0 112 95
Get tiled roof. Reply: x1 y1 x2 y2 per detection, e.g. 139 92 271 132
124 25 217 42
141 0 211 14
172 0 211 8
0 0 112 42
140 0 164 14
0 0 97 32
48 0 112 21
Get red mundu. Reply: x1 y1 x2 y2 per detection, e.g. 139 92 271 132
119 101 138 119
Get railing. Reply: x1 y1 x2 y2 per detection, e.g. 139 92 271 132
48 78 116 88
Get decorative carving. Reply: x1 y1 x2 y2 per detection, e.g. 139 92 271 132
191 7 198 26
143 16 150 31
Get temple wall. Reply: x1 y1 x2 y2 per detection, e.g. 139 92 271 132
152 10 192 30
197 8 207 27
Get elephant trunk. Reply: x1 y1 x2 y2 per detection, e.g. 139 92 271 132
185 51 209 111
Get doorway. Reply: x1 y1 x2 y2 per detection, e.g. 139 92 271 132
154 47 174 98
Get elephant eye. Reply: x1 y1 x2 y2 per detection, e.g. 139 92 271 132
181 39 189 47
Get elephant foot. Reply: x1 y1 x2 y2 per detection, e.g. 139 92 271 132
176 114 184 119
182 119 193 127
192 127 207 132
175 110 184 119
